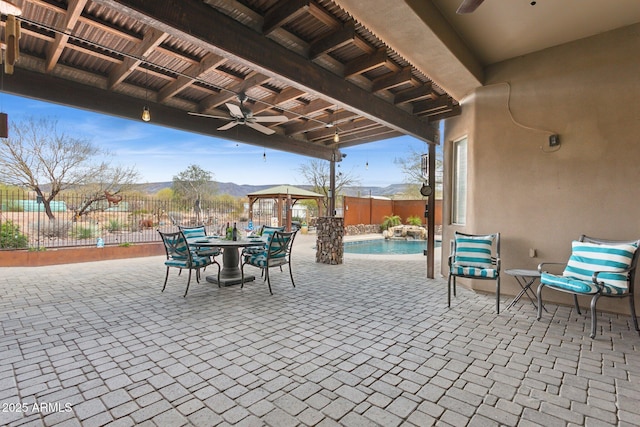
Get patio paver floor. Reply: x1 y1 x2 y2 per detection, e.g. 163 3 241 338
1 234 639 426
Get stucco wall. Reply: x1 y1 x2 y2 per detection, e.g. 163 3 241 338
442 23 640 314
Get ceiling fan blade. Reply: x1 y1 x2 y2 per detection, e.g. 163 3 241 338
246 122 276 135
188 111 232 120
253 115 288 123
225 103 244 118
456 0 484 14
218 121 239 131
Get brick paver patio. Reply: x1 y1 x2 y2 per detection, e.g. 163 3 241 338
1 234 639 426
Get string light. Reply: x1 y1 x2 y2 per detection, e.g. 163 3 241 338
141 68 150 122
333 129 339 143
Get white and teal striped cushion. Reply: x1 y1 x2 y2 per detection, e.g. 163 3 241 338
451 265 498 279
180 227 206 239
454 234 495 268
562 241 637 290
541 272 626 296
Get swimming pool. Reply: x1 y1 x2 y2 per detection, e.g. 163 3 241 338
344 239 442 255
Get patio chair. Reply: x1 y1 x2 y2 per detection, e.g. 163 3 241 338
158 230 218 297
537 235 640 338
241 230 296 295
448 232 501 313
177 225 222 260
242 225 285 256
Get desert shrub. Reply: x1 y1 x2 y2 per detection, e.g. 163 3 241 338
406 215 422 226
0 220 28 249
36 220 72 238
107 219 123 232
72 225 97 240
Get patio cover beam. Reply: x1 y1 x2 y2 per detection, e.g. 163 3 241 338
91 0 436 144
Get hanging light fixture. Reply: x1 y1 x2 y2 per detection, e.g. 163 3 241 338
263 149 266 162
365 160 369 170
333 129 339 143
141 67 150 122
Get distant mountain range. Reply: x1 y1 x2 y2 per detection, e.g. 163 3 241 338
136 181 413 198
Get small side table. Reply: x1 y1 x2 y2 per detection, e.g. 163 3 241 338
504 268 547 312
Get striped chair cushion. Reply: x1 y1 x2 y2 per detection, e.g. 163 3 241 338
180 227 206 239
194 247 221 257
451 265 498 279
562 241 637 289
243 244 266 255
541 272 626 296
454 234 495 268
165 255 210 269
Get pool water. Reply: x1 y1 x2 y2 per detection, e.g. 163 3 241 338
344 239 442 255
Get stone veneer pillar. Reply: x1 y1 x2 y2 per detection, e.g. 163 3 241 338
315 217 344 265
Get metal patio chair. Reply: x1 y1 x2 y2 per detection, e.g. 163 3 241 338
537 235 640 338
241 230 296 295
448 231 501 313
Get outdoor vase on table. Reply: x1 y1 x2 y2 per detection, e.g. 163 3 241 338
188 236 265 286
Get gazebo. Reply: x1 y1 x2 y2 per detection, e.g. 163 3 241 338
247 185 325 231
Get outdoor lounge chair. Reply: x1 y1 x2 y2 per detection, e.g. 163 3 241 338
241 230 296 295
537 235 640 338
448 231 501 313
158 230 218 297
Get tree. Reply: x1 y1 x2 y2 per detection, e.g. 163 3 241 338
393 144 443 198
298 158 359 199
0 116 139 220
172 164 216 223
172 164 216 201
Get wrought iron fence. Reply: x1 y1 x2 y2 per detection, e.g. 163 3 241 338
0 190 281 251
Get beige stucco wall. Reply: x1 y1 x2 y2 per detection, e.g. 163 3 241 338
442 23 640 314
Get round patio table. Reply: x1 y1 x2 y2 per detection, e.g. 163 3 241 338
188 236 265 286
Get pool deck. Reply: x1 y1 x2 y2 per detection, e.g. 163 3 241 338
1 232 639 426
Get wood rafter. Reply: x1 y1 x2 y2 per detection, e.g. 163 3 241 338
91 0 436 142
46 0 88 72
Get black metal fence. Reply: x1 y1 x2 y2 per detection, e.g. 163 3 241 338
0 190 282 251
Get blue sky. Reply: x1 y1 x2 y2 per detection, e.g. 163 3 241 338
1 93 433 187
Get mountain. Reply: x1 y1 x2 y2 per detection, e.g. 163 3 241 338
135 181 413 198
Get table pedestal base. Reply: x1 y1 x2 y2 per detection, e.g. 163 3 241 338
206 274 255 287
205 245 256 286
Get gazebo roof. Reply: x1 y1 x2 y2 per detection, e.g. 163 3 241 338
247 185 324 199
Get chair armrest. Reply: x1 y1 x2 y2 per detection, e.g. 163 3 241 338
592 267 632 285
538 262 566 274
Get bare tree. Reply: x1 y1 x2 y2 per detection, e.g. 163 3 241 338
298 158 359 202
0 117 139 220
393 144 443 198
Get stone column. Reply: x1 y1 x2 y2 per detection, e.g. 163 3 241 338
316 217 344 265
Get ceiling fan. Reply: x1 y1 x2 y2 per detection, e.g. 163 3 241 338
188 93 287 135
456 0 484 14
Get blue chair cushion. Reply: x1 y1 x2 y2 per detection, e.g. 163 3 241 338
562 241 637 290
180 227 206 239
454 234 495 268
194 247 221 257
541 272 627 296
245 252 268 268
451 264 498 279
165 255 211 269
243 245 266 255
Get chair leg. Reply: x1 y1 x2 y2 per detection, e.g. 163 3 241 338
629 293 640 333
184 270 193 298
536 283 545 321
590 293 601 339
215 262 221 288
265 266 273 295
447 274 452 308
496 276 500 314
288 263 295 288
573 294 582 315
240 262 245 289
162 267 170 292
